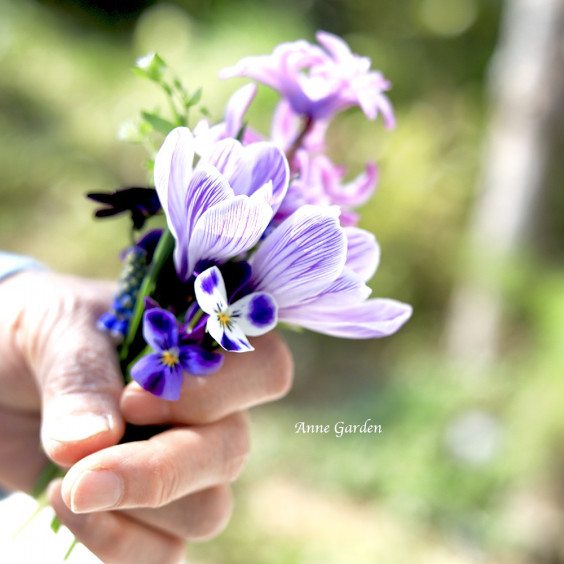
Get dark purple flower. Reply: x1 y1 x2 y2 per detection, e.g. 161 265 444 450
130 308 223 400
87 187 161 230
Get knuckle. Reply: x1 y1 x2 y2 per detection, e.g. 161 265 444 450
190 486 233 541
223 412 250 482
264 334 294 400
149 450 183 508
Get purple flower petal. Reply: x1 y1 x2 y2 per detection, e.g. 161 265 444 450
280 298 413 339
212 318 254 353
179 345 224 375
130 353 184 401
188 191 273 273
202 139 289 214
143 308 179 351
174 164 234 280
154 128 195 244
344 227 381 282
224 83 257 138
250 205 347 308
231 292 278 337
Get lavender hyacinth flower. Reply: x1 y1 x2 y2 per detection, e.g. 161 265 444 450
154 127 289 280
249 205 411 338
220 31 395 127
194 266 277 353
130 308 223 401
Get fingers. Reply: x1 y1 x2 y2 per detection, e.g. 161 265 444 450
122 331 293 426
19 273 126 467
48 480 186 564
0 407 46 493
122 485 233 541
61 412 249 512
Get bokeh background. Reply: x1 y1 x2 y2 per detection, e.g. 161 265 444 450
2 0 564 562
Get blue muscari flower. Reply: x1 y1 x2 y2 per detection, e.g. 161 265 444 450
130 308 223 400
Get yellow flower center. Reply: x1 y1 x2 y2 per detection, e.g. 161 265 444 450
218 312 231 326
161 349 179 368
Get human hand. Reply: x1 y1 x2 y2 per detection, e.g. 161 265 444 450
0 270 293 563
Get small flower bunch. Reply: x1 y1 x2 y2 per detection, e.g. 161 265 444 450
92 31 412 402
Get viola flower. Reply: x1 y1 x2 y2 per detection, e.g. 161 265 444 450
220 30 395 127
130 308 223 401
249 205 411 338
194 266 277 353
154 127 289 280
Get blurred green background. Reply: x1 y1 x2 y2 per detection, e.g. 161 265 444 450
2 0 564 562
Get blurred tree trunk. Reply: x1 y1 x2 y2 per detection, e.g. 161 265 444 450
444 0 564 364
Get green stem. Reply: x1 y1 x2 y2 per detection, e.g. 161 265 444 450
120 228 175 364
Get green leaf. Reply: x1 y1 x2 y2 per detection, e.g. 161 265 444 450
186 87 202 108
141 111 177 135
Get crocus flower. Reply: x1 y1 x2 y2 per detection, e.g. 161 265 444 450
194 266 277 352
249 205 411 338
154 127 289 280
220 31 395 127
130 308 223 400
193 83 263 153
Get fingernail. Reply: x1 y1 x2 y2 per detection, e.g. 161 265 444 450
70 470 123 513
47 414 110 443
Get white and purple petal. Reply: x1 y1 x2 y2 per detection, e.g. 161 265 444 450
194 266 229 316
250 205 347 308
206 314 254 353
230 292 278 337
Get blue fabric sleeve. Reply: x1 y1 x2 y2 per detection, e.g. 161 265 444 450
0 251 47 283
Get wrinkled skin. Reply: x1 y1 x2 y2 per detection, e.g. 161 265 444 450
0 271 293 564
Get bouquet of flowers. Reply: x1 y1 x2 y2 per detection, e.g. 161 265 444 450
91 31 411 402
32 30 412 556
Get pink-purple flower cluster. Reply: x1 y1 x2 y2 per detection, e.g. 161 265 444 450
99 32 411 401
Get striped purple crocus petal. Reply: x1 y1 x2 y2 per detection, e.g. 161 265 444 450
250 205 347 308
130 353 184 401
344 227 381 282
188 187 274 274
280 298 413 339
202 138 289 214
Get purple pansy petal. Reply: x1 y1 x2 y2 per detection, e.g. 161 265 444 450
280 298 413 339
175 164 234 280
344 227 381 282
188 192 273 273
154 128 195 243
203 139 289 213
130 353 184 401
231 292 278 337
143 308 179 351
250 205 347 308
194 266 229 316
179 345 224 375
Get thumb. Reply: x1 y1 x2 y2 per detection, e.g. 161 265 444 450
29 275 126 467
